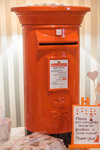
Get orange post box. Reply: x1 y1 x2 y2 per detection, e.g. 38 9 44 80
11 4 90 146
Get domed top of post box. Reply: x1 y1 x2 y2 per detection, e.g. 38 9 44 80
11 4 90 25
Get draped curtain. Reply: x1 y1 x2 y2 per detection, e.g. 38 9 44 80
0 0 100 127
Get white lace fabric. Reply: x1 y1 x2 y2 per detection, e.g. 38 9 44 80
0 106 11 141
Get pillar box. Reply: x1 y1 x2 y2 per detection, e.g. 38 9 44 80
11 3 90 144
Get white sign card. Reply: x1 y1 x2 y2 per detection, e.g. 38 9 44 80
50 59 68 89
74 106 100 144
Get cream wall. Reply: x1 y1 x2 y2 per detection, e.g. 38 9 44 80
0 0 100 127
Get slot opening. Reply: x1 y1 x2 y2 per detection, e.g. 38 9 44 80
39 42 78 46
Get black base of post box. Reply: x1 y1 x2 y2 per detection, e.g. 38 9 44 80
25 129 71 148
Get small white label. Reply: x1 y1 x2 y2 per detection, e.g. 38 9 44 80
56 29 62 36
50 59 68 89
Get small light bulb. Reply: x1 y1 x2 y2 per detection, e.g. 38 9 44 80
67 7 70 10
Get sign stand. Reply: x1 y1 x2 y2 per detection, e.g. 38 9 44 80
69 97 100 150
